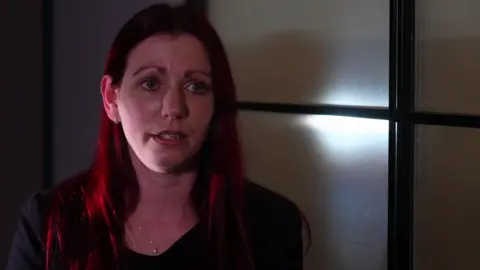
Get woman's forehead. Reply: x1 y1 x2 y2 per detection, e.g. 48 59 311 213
125 34 211 74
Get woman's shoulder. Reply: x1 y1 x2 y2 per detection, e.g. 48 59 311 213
6 171 91 269
16 170 91 244
244 180 302 223
243 181 303 241
243 181 304 269
21 189 53 220
21 170 91 221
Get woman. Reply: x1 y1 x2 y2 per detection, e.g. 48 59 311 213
7 4 307 270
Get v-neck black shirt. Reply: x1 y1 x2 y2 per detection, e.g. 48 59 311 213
119 224 204 269
6 181 304 270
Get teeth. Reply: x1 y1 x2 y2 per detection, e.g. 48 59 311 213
159 133 181 140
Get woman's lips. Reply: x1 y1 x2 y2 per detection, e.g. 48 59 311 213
151 130 187 146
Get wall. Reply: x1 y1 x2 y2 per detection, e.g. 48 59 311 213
0 0 43 267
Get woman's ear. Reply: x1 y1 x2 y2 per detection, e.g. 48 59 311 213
100 75 120 123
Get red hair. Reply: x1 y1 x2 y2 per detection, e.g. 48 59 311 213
45 4 253 270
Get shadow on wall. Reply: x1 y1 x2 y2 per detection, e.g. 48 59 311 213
0 0 43 268
228 31 326 103
234 31 388 270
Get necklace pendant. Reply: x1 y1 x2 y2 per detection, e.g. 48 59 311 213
153 248 158 254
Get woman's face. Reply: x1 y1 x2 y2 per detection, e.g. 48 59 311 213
102 34 214 173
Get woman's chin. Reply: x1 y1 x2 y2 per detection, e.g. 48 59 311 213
147 157 195 174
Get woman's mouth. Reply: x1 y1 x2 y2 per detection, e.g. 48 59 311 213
151 130 187 145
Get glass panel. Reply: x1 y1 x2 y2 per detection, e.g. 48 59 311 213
239 111 389 270
414 125 480 269
209 0 390 107
415 0 480 114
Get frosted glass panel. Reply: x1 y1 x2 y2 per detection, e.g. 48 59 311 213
414 125 480 270
238 112 389 270
415 0 480 114
209 0 389 107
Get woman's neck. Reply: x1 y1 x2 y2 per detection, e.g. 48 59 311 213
123 155 199 254
128 151 198 225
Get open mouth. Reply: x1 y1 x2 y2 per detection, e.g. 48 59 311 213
151 130 187 144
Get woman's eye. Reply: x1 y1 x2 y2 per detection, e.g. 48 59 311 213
185 81 210 94
141 78 159 91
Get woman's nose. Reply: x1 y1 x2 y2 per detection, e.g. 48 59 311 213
160 86 188 120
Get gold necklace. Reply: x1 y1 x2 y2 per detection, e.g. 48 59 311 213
139 225 161 254
126 223 161 254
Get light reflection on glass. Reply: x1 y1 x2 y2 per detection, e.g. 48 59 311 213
299 115 389 152
321 86 389 107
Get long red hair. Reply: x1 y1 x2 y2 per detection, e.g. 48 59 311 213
45 4 253 270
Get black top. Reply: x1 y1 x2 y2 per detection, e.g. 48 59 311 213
119 224 205 269
6 181 304 270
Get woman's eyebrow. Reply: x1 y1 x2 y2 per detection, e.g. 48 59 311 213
185 70 211 78
132 65 166 76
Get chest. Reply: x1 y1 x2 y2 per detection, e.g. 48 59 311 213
124 222 199 255
119 224 207 270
